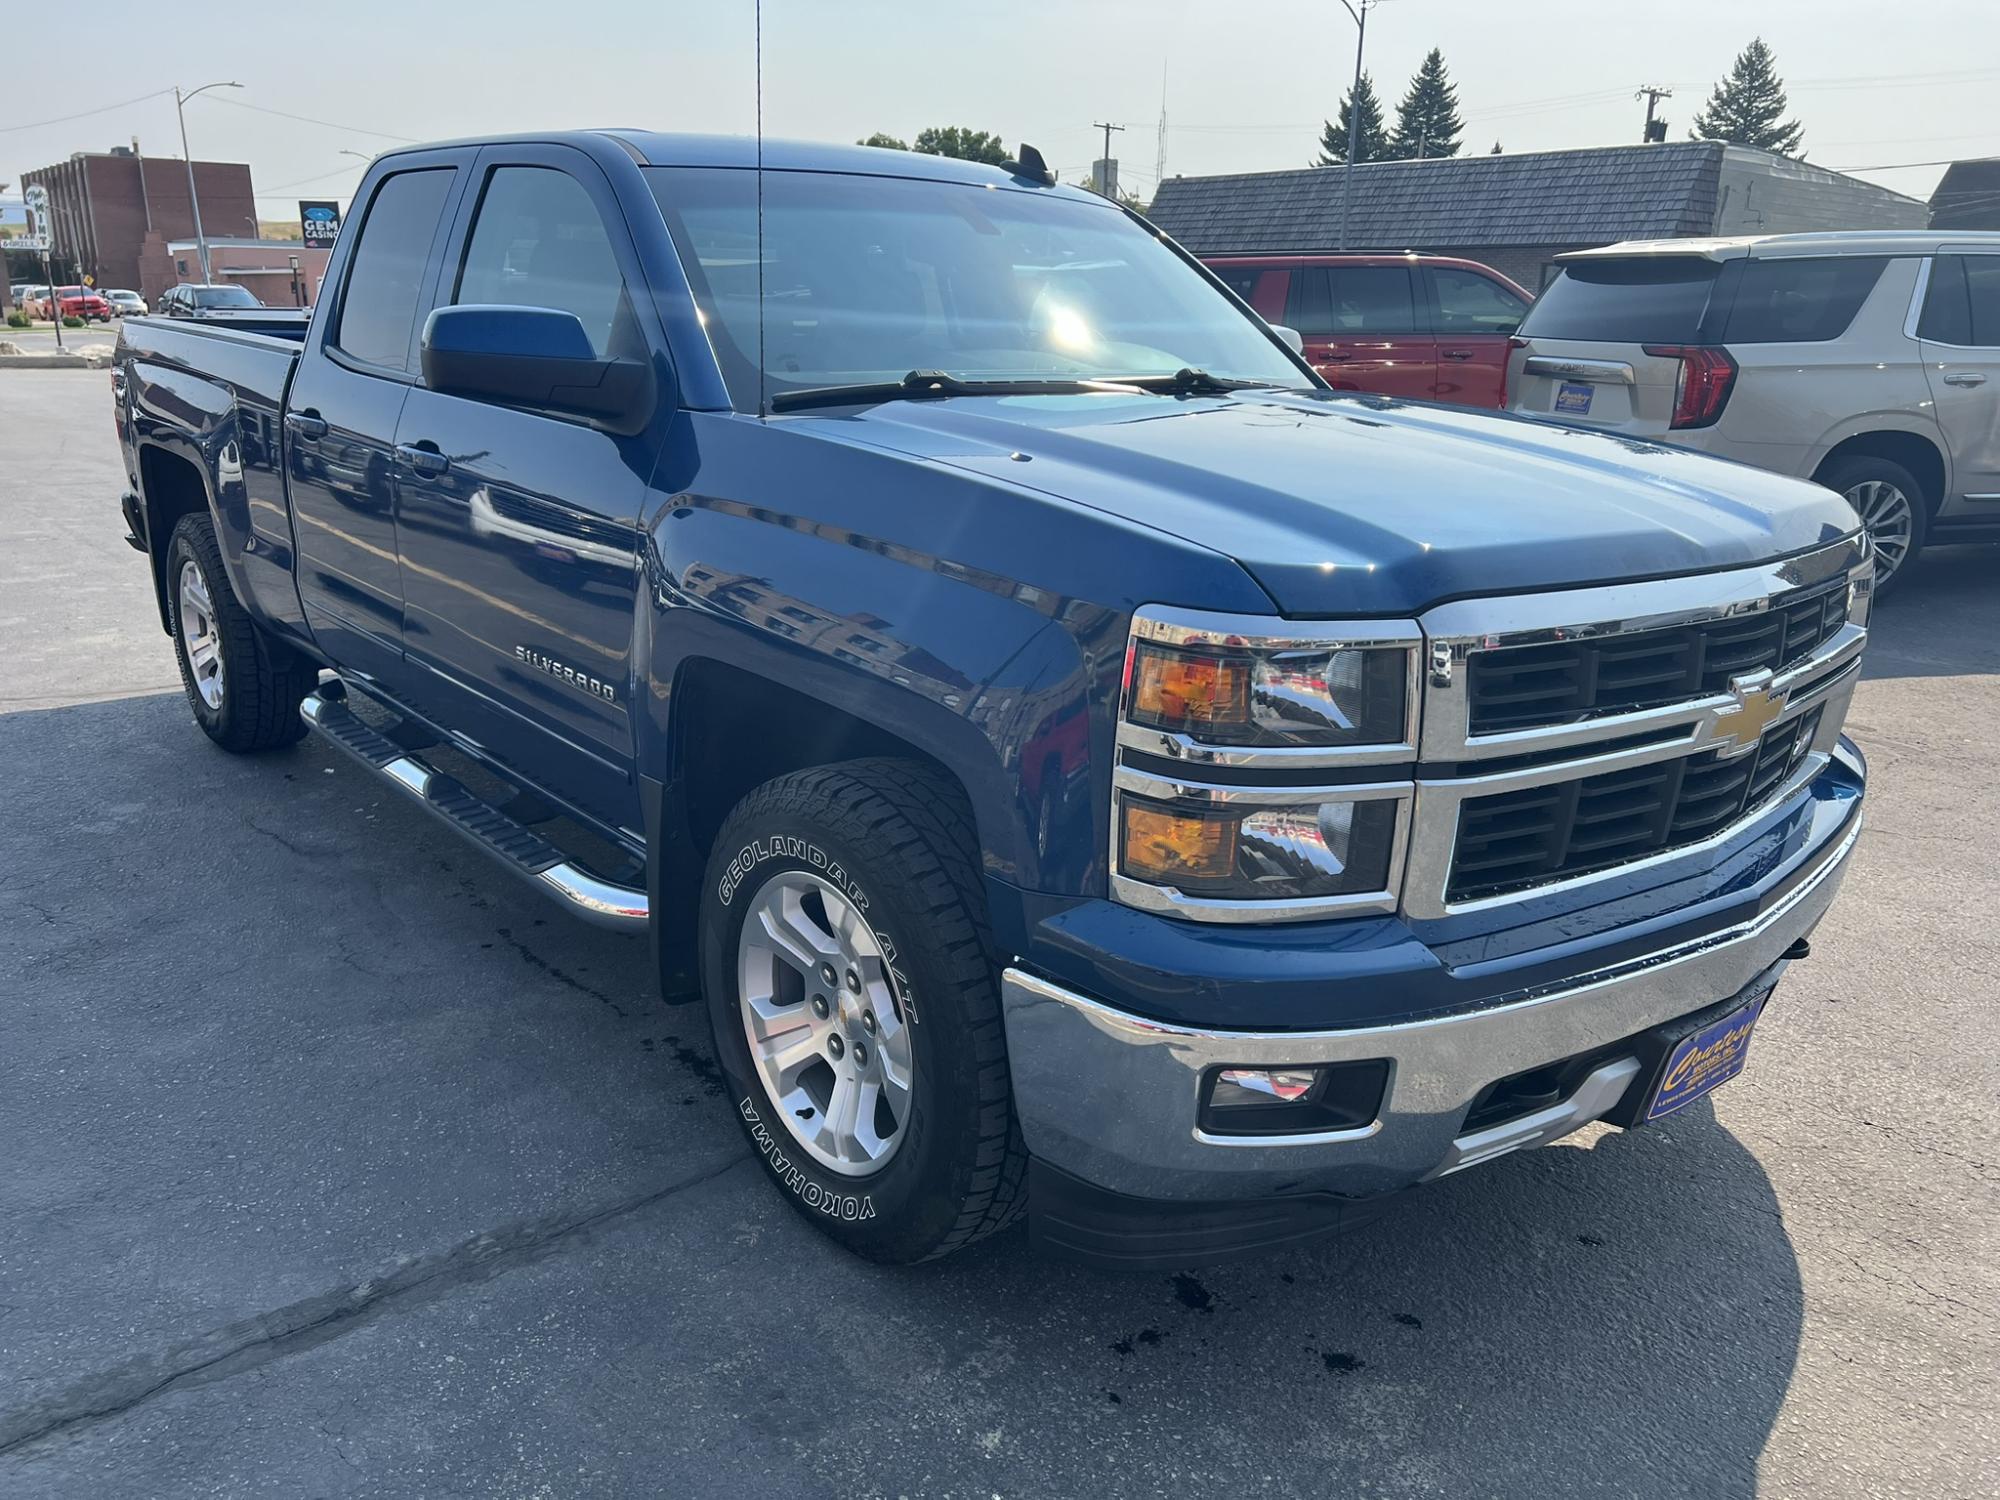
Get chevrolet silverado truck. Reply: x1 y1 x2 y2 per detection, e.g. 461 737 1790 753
114 133 1871 1269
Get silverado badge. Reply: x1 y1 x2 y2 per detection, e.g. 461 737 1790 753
514 646 617 703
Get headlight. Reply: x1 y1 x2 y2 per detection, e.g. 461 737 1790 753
1120 793 1400 901
1122 611 1419 762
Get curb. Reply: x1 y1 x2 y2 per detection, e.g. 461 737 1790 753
0 354 113 369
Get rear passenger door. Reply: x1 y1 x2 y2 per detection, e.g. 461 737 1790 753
287 152 471 684
389 145 657 832
1915 249 2000 510
1425 266 1529 408
1285 264 1434 398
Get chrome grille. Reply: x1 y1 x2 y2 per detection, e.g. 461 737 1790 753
1448 708 1824 902
1466 577 1850 732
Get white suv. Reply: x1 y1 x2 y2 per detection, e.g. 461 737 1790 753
1507 232 2000 593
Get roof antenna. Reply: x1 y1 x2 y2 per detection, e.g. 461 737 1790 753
1002 143 1056 186
755 0 768 419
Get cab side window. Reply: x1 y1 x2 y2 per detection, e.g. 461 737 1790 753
1431 268 1529 334
333 168 456 371
453 167 637 358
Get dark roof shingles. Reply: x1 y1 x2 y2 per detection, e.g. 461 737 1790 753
1148 142 1723 253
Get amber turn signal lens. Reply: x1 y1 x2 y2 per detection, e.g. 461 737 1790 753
1130 645 1250 731
1122 802 1238 883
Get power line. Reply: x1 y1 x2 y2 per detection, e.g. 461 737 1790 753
0 87 175 135
197 95 417 142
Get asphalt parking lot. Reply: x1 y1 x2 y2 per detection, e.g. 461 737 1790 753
2 366 1995 1498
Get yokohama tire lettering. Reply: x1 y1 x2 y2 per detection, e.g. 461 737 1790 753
739 1099 877 1221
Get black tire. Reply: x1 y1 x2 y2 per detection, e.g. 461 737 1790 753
1818 454 1928 599
699 758 1027 1263
165 514 317 752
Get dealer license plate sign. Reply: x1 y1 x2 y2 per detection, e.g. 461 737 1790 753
1645 996 1767 1121
1554 381 1594 416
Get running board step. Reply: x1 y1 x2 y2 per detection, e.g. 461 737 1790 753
300 689 649 933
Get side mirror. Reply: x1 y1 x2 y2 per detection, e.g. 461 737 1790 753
1269 323 1305 356
420 305 655 435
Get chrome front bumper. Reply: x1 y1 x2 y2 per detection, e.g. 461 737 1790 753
1002 811 1860 1202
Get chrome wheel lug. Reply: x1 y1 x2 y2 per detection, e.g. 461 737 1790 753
819 963 838 988
827 1034 844 1061
811 995 830 1020
853 1041 869 1066
862 1010 876 1033
845 967 861 991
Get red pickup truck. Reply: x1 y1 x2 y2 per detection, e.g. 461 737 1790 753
44 286 114 322
1202 253 1532 409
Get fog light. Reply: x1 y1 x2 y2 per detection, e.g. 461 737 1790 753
1198 1058 1391 1138
1212 1067 1319 1107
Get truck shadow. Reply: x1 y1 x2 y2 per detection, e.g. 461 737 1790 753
1861 544 1999 681
914 1109 1799 1497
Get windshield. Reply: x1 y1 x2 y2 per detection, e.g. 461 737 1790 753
647 166 1304 408
193 285 261 308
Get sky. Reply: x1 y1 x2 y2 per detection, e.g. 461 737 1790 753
2 0 1994 216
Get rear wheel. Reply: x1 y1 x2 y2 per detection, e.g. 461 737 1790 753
166 514 317 752
699 759 1027 1263
1819 454 1927 598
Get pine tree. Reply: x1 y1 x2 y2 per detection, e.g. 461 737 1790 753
1316 73 1390 166
1690 38 1804 155
1388 49 1465 160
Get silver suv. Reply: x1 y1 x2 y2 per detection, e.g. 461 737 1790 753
1507 232 2000 593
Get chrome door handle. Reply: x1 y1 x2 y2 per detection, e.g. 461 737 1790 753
396 443 449 477
1442 349 1474 361
1941 372 1988 387
284 412 328 439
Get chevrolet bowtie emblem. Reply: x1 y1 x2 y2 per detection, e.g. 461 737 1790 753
1709 671 1789 757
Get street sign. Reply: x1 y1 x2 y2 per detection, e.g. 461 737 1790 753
18 184 51 252
299 200 342 249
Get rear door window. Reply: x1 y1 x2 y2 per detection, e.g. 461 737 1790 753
1926 254 2000 346
1429 267 1529 334
1284 268 1336 335
1518 257 1721 343
1331 266 1418 334
1967 257 2000 345
333 168 456 371
1722 256 1888 343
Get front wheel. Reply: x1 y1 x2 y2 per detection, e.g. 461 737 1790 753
1820 454 1928 598
699 759 1027 1263
166 515 317 752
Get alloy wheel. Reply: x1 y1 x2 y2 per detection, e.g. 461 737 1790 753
178 558 225 710
736 870 914 1177
1845 479 1914 587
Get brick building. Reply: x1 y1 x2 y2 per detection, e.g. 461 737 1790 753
162 238 331 306
21 146 259 302
1148 142 1929 291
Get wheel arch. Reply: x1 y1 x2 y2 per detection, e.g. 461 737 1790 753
136 441 218 634
1812 428 1948 515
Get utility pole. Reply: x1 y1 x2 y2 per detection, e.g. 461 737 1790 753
1335 0 1379 251
174 81 243 284
1090 121 1125 199
1637 85 1673 143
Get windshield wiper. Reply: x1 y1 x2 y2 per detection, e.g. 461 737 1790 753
1107 367 1278 396
770 370 1113 413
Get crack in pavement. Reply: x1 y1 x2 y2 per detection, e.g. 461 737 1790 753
0 1151 752 1459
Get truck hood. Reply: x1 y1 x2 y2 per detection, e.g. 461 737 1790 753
808 390 1860 615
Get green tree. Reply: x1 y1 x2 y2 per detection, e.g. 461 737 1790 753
857 131 908 151
1316 72 1390 165
911 126 1008 165
1690 38 1804 155
1388 48 1465 160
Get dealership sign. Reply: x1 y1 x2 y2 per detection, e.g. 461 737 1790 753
299 200 342 249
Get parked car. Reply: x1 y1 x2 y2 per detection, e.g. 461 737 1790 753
1507 231 2000 594
1201 253 1533 407
158 283 265 317
49 290 114 324
114 132 1867 1268
104 289 148 317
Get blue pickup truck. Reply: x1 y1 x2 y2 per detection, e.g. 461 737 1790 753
114 133 1870 1268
